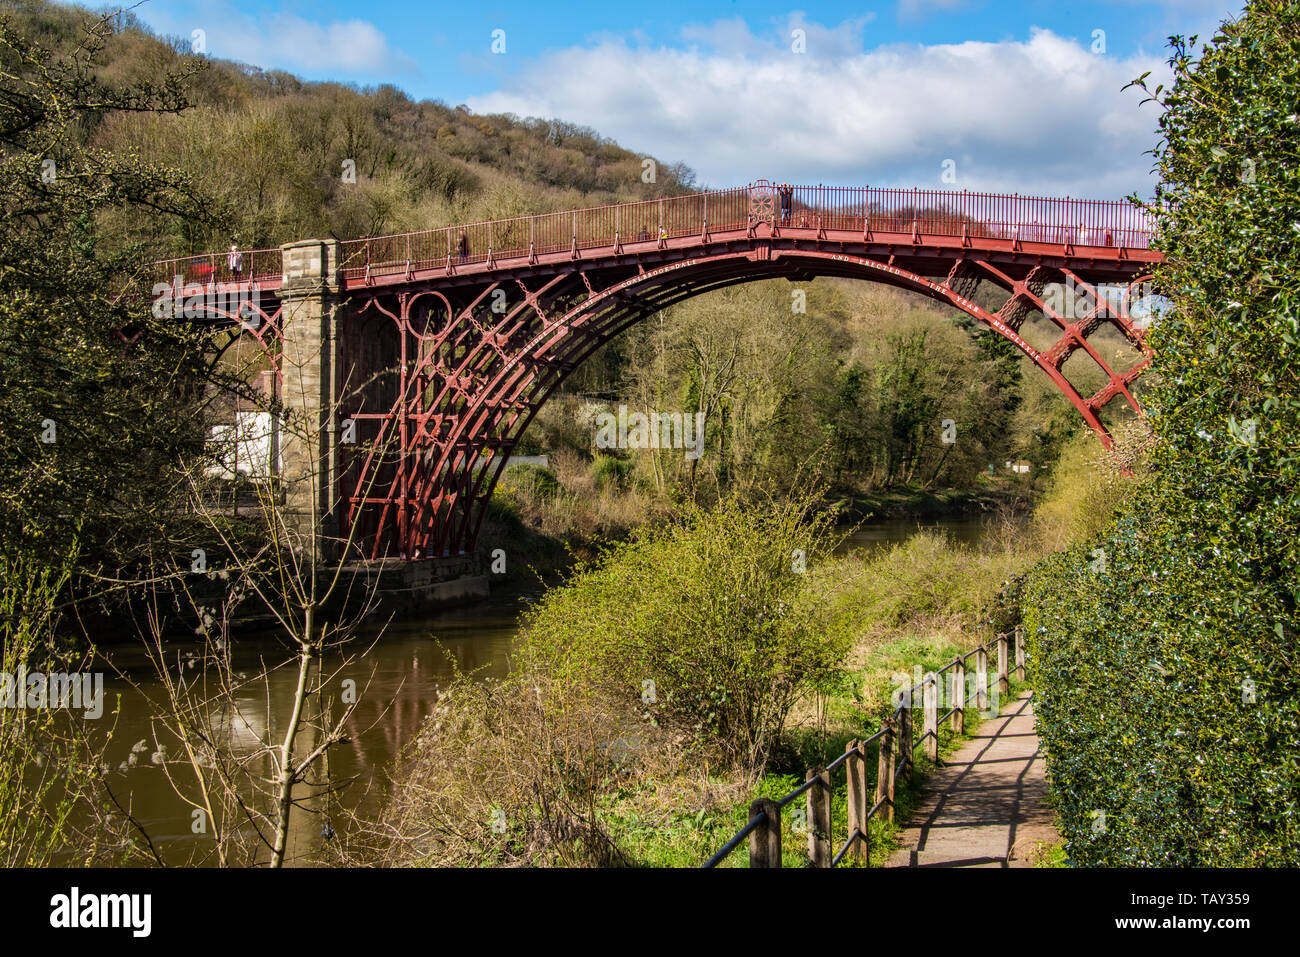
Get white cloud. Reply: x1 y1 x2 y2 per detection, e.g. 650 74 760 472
145 2 417 78
466 20 1170 199
266 16 414 75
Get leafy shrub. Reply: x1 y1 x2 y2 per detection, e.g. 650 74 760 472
363 669 661 867
516 493 848 770
365 492 848 866
500 463 560 501
591 453 633 491
1029 429 1142 552
826 529 1029 634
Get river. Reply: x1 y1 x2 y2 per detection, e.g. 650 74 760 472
86 512 1002 865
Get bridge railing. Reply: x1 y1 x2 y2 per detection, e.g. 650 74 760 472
146 246 283 290
334 187 761 282
333 185 1154 284
787 185 1152 249
702 626 1026 868
145 186 1154 290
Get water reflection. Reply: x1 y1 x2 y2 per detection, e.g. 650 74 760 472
95 591 527 865
834 513 996 554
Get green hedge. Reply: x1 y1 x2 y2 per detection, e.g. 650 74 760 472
1022 0 1300 866
1024 513 1299 865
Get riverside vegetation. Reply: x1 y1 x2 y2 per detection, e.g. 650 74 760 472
340 434 1128 867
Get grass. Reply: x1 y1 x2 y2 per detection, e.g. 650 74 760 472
1033 841 1071 868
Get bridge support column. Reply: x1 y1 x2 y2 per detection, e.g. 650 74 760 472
277 239 340 561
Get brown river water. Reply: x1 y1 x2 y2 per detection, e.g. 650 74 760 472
77 514 996 865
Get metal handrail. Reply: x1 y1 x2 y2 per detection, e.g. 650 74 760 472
144 183 1156 292
831 829 865 867
700 813 766 869
774 777 821 810
146 246 282 289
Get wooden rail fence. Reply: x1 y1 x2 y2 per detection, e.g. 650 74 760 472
702 626 1026 868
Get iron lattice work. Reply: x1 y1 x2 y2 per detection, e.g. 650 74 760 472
154 183 1162 560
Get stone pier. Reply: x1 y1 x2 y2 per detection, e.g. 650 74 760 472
278 238 340 560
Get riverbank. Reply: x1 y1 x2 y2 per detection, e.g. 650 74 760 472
69 506 1027 866
481 473 1037 593
834 479 1033 524
350 482 1060 867
83 477 1038 645
50 437 1118 866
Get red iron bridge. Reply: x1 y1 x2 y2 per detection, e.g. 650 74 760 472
148 181 1163 561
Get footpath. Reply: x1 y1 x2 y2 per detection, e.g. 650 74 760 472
886 691 1058 867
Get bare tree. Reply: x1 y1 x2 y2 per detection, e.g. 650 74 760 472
109 303 420 867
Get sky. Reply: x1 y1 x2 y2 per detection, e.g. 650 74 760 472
123 0 1245 198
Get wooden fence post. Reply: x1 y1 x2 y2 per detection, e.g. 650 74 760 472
807 767 832 867
876 718 896 824
900 701 914 785
845 740 867 863
1014 624 1026 681
976 645 989 711
998 634 1010 697
844 741 859 862
749 798 781 868
855 740 870 861
951 656 966 734
923 672 939 763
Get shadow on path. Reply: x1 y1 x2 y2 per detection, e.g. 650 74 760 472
886 691 1057 868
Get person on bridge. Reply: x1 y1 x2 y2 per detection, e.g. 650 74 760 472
228 244 242 280
658 225 668 247
457 230 469 263
637 225 651 242
779 183 793 224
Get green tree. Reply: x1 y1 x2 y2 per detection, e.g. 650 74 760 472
518 492 848 770
0 8 234 626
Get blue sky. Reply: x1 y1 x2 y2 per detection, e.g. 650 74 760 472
125 0 1245 196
